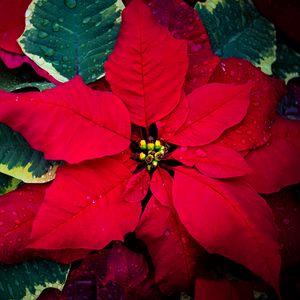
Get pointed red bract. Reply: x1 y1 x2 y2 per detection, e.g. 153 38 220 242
123 168 150 203
157 95 189 141
169 83 251 146
29 158 141 250
244 118 300 193
136 197 204 295
210 58 286 151
0 76 131 163
172 144 251 178
0 0 31 54
0 184 89 264
150 168 173 207
194 279 255 300
173 167 281 291
105 0 188 127
145 0 220 93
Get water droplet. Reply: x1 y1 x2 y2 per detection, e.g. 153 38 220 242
0 210 5 214
38 31 48 39
40 45 55 57
83 17 91 24
282 218 290 225
42 19 50 26
179 146 187 152
64 0 77 9
12 211 17 216
92 199 96 204
196 149 207 157
52 23 60 32
241 138 246 145
165 230 170 237
86 195 91 200
15 219 21 225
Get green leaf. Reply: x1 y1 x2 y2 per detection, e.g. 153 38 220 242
0 123 59 183
18 0 124 83
0 173 21 195
0 61 55 92
0 260 69 300
195 0 276 75
272 43 300 82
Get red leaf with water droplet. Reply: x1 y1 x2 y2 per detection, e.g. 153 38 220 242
244 118 300 193
61 244 164 300
0 0 31 54
172 144 251 178
210 58 286 151
0 184 90 264
173 167 281 292
169 83 251 146
28 158 141 250
157 95 189 142
0 76 131 164
123 168 150 203
136 196 204 295
105 0 188 127
150 167 173 207
145 0 220 93
194 278 255 300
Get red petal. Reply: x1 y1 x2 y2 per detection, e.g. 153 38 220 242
169 83 251 146
173 167 281 291
29 158 141 250
244 118 300 193
0 0 31 54
145 0 220 93
157 95 189 141
195 278 255 300
0 184 89 264
172 144 251 178
136 196 204 295
150 167 173 207
0 76 131 163
0 48 61 84
210 58 286 151
105 0 188 127
123 168 150 203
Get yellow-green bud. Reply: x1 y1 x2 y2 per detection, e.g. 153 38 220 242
139 140 147 150
139 152 146 160
147 143 155 151
152 160 158 168
154 140 161 150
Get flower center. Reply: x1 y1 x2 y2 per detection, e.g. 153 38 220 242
135 138 169 171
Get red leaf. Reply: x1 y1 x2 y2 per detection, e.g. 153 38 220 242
210 58 286 151
150 167 173 207
145 0 220 93
0 76 131 164
105 0 188 127
29 158 141 250
123 169 150 203
136 196 204 295
0 48 61 84
172 144 251 178
157 95 189 141
169 83 251 146
266 188 300 271
244 118 300 193
62 244 164 300
0 184 90 264
173 167 281 291
195 278 255 300
0 0 31 54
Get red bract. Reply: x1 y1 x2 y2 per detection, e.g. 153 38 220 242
0 0 300 296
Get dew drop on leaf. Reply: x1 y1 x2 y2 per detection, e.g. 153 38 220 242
38 31 48 39
52 23 60 32
64 0 77 9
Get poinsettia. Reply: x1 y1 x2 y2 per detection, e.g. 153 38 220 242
0 0 300 297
